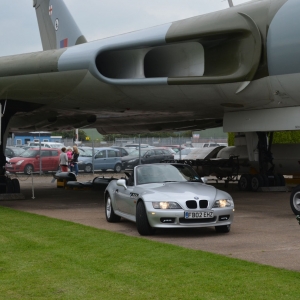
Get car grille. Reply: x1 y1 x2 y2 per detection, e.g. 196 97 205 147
186 200 209 209
179 217 216 224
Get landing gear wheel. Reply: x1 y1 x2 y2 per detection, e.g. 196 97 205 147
24 164 33 175
84 164 93 173
136 201 155 236
250 174 263 192
261 175 269 187
114 163 122 173
278 174 285 186
6 178 14 193
105 194 121 222
290 185 300 215
11 178 20 193
215 224 231 233
238 174 251 191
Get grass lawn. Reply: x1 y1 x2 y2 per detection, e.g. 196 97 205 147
0 206 299 300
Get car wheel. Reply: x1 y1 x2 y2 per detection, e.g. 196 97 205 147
114 163 122 173
105 194 121 222
84 164 93 173
136 201 155 236
24 164 34 175
12 178 20 193
215 224 231 233
290 185 300 215
238 174 251 191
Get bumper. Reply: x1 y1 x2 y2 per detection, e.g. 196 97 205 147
144 202 234 228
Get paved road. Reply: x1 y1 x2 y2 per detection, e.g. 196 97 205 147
1 173 300 271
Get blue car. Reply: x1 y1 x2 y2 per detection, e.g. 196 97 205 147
77 147 122 173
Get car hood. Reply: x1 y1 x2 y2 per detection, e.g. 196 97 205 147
138 182 219 200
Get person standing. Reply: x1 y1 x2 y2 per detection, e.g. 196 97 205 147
71 145 79 175
66 147 73 170
59 147 69 172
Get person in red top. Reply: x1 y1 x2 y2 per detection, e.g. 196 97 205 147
66 147 73 170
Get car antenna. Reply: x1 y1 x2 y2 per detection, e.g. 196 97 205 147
222 0 234 7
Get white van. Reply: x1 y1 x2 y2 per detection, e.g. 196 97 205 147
28 142 64 148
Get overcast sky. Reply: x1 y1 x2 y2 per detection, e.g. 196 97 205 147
0 0 251 57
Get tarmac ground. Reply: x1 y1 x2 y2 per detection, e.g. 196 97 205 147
1 172 300 272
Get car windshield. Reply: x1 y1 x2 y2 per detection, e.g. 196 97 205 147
11 148 25 155
20 149 39 158
136 164 201 185
78 148 93 157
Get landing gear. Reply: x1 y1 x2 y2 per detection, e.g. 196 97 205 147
238 132 285 192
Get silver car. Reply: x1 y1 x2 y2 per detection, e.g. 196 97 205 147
104 163 234 235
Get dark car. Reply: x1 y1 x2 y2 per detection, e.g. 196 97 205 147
121 147 174 170
111 146 133 157
5 146 26 159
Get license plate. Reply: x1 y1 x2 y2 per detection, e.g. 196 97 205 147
185 211 214 219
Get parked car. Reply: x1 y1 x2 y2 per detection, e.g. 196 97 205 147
77 147 122 173
163 145 186 153
5 146 25 158
27 142 64 148
111 146 133 157
174 148 193 160
5 148 61 174
104 163 234 235
123 143 151 148
121 147 174 170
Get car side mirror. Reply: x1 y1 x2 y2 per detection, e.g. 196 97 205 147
117 179 127 190
201 177 208 184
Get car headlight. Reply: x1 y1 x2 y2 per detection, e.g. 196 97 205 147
152 202 182 209
213 199 233 208
16 160 24 166
128 159 137 163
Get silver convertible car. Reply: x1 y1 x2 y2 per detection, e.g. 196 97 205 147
104 163 234 235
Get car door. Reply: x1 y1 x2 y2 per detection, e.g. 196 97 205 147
50 150 59 170
153 149 165 163
39 150 52 171
93 150 107 170
114 173 136 215
106 149 121 170
142 149 156 164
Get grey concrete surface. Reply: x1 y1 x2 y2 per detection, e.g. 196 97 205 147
1 173 300 271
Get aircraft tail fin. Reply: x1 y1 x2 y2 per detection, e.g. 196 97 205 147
33 0 87 51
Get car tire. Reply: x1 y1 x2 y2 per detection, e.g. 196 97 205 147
12 178 20 193
290 185 300 215
114 163 122 173
84 164 93 173
105 194 121 222
215 224 231 233
136 201 155 236
24 164 34 175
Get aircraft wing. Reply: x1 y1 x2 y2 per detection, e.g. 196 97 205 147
0 0 293 134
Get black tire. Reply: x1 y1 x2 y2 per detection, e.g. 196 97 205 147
84 164 93 173
114 163 122 173
290 185 300 215
24 164 34 175
238 174 251 191
105 194 121 222
6 178 14 193
250 174 263 192
262 175 269 187
11 178 21 193
215 224 231 233
136 201 155 236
